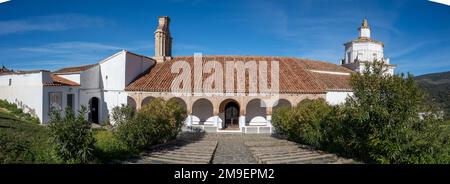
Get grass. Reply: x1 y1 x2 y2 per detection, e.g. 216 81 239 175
1 108 135 164
93 129 135 163
0 111 56 164
0 100 40 124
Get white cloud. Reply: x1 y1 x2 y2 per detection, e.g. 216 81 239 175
17 42 123 54
0 14 114 35
429 0 450 6
0 41 156 71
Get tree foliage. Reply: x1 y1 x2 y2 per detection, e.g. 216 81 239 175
113 98 187 151
272 61 450 163
48 107 96 164
272 99 331 148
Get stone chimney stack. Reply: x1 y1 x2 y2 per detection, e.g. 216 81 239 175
154 16 172 62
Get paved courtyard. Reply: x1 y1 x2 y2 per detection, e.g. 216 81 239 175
124 132 356 164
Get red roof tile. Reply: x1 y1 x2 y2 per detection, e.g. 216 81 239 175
126 56 353 93
53 64 97 74
44 74 80 87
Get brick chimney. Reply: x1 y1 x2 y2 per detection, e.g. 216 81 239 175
154 16 172 62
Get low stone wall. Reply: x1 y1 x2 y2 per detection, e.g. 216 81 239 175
183 125 273 134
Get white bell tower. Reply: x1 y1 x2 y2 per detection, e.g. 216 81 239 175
341 18 396 75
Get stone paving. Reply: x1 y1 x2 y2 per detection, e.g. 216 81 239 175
125 132 356 164
211 134 258 164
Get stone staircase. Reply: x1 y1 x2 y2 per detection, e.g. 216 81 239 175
123 133 357 164
125 133 218 164
244 139 356 164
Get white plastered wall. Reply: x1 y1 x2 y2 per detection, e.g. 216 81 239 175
42 86 80 124
0 72 44 122
326 91 353 105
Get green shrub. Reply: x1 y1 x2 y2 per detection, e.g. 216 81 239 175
114 98 187 151
272 99 331 148
111 104 134 126
48 107 96 164
272 61 450 164
334 61 450 163
272 107 292 136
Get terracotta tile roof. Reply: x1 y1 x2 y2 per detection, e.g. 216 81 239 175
44 74 80 87
308 72 352 91
126 56 353 93
53 64 97 74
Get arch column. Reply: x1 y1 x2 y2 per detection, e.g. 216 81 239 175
136 94 142 110
186 98 193 127
266 106 273 128
213 99 221 129
239 97 246 130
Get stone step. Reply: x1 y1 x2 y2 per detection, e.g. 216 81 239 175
265 154 337 164
150 152 213 159
299 157 340 164
169 143 218 147
152 147 216 153
256 150 317 159
245 142 298 147
156 150 214 156
143 157 207 164
146 154 211 164
330 159 357 164
258 152 323 162
249 145 305 151
250 148 311 155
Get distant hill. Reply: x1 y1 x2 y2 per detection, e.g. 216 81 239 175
414 71 450 120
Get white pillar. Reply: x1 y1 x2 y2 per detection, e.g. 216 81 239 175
214 116 222 129
266 115 272 127
187 115 192 126
239 115 246 131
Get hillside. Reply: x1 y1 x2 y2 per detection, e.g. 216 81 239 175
414 71 450 119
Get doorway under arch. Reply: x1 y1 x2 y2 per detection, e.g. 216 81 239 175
221 100 240 130
88 97 99 124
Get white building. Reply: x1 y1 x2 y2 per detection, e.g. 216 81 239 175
341 18 396 75
0 70 80 123
0 17 394 133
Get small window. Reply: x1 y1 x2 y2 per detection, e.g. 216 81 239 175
8 79 11 86
347 52 351 63
67 94 74 110
49 92 62 112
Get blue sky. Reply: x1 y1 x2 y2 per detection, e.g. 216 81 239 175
0 0 449 76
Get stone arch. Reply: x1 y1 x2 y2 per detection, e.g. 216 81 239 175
218 99 241 129
127 96 137 111
88 97 100 124
245 98 267 125
219 99 240 114
192 98 214 125
141 96 156 108
297 98 315 107
168 97 187 111
273 99 292 111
